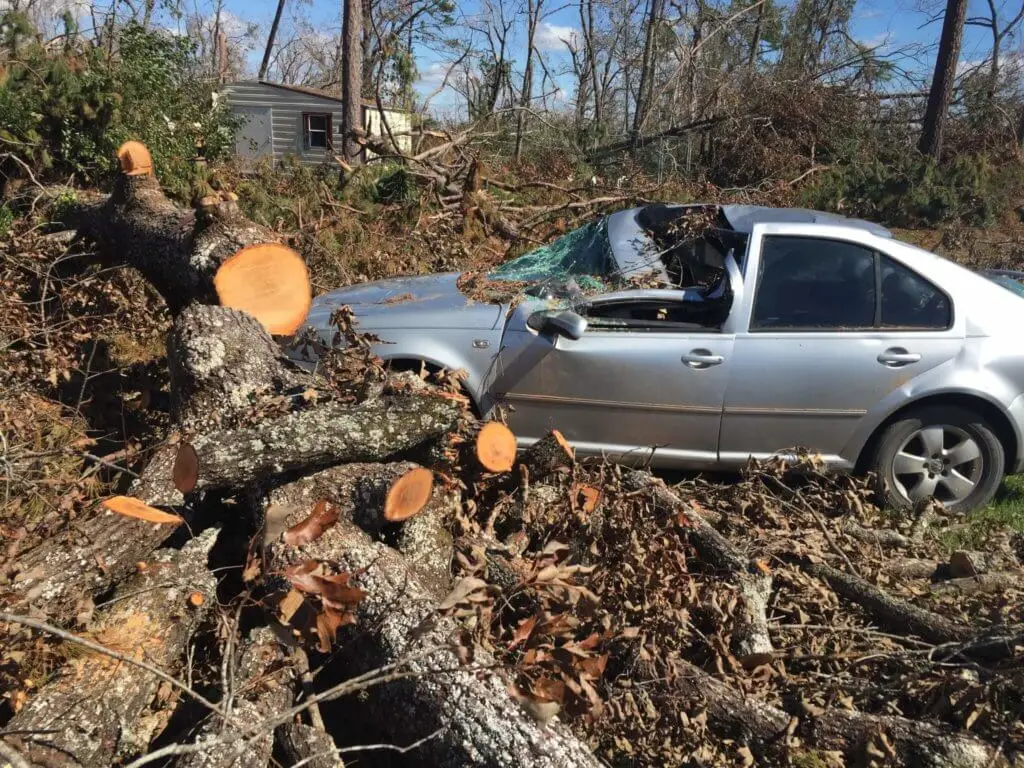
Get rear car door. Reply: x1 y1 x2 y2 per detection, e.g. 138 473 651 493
719 226 964 468
490 290 733 467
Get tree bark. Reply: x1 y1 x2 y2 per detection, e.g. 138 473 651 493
274 723 343 768
803 560 970 644
3 530 219 767
341 0 364 165
918 0 968 158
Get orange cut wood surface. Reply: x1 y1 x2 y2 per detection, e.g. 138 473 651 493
101 495 184 525
384 467 435 521
475 421 517 473
117 141 153 176
213 243 312 336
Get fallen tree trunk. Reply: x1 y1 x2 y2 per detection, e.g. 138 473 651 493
266 504 600 767
274 723 344 768
3 530 219 767
175 396 463 494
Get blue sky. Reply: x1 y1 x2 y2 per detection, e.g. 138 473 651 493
212 0 1021 114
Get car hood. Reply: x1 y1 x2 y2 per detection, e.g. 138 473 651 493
305 272 505 330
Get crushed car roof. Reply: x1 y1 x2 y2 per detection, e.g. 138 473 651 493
720 205 892 238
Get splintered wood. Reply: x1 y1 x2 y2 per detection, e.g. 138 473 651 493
213 243 312 335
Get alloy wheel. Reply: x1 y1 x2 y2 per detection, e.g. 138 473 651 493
890 424 983 505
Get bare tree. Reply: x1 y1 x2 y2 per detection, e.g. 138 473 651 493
513 0 543 162
966 0 1024 101
919 0 968 157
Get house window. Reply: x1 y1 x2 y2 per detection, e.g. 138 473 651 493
303 113 331 150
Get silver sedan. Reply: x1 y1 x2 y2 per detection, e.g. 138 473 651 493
288 204 1024 514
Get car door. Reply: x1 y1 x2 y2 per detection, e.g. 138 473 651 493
719 225 964 468
487 290 735 467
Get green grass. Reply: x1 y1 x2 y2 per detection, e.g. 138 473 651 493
939 475 1024 550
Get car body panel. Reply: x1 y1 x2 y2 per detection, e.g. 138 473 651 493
285 205 1024 480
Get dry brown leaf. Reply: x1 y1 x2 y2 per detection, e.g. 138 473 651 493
314 572 366 609
283 499 339 547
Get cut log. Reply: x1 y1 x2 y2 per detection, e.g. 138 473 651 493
173 628 295 768
213 244 312 336
179 396 462 493
802 560 970 644
395 486 458 595
474 421 517 473
948 550 992 578
274 723 344 768
74 142 311 334
274 515 602 767
620 469 773 659
3 530 218 767
520 429 574 478
665 658 999 767
384 467 435 522
880 557 940 580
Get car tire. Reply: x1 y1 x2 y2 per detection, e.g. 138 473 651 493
871 405 1004 515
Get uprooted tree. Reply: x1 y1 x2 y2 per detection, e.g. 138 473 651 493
2 142 1022 767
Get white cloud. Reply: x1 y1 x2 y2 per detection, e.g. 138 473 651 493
534 22 580 52
859 32 891 50
417 60 455 89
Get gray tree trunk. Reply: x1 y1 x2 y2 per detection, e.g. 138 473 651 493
918 0 968 158
341 0 364 164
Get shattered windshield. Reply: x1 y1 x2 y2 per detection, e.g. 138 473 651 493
488 220 614 291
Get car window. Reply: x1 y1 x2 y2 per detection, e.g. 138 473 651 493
488 220 613 288
751 236 876 330
584 294 727 332
879 256 951 329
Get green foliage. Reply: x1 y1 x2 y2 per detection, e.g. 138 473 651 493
802 152 1023 227
0 18 238 199
367 165 417 205
49 189 80 224
0 204 13 237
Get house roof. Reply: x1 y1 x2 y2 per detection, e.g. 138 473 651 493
228 80 406 112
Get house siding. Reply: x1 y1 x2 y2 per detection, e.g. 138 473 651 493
222 82 412 167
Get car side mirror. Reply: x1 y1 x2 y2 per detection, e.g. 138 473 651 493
532 309 588 340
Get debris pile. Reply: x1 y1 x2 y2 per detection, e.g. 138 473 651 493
0 143 1021 768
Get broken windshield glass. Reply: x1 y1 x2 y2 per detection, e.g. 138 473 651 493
488 219 613 291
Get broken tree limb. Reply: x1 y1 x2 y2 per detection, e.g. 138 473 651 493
3 530 219 768
268 509 601 767
841 518 912 548
931 571 1023 596
620 469 773 659
802 560 970 644
519 429 575 479
177 396 463 494
667 659 1000 767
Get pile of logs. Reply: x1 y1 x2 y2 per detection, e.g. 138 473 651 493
1 141 1021 768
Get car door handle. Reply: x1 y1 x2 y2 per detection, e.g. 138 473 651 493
682 349 725 368
877 348 922 366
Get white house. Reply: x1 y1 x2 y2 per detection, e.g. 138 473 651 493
221 81 413 168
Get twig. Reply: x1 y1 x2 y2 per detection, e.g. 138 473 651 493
290 727 447 768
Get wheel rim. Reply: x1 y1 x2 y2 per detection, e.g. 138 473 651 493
890 425 984 505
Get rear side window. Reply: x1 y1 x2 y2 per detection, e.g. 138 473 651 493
751 236 876 329
879 256 951 329
751 236 951 331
